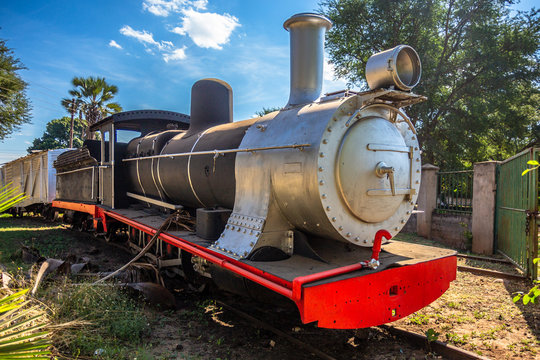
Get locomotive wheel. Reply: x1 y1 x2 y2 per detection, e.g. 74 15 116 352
104 223 117 242
71 221 83 232
70 213 85 232
12 208 22 218
105 223 127 243
43 206 54 221
93 221 105 239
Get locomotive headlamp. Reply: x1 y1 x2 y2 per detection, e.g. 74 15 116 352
366 45 421 91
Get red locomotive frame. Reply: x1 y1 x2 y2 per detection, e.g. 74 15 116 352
53 200 456 329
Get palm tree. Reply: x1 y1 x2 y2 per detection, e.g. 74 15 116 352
63 76 122 140
0 289 51 358
0 182 27 213
60 98 83 147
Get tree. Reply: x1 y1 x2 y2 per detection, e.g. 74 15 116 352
27 116 86 151
61 97 83 148
320 0 540 169
0 38 31 141
65 76 122 140
255 107 281 117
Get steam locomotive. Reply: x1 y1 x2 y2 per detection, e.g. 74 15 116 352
8 13 457 329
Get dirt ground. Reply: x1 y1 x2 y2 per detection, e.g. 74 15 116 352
1 216 539 359
147 269 539 360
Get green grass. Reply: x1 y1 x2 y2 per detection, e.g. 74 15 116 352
0 215 69 272
46 281 151 359
0 215 155 359
408 313 430 325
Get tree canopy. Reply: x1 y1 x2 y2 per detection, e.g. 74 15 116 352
320 0 540 169
0 38 31 141
64 76 122 139
27 116 85 152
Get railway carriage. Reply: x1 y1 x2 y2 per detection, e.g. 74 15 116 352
0 149 68 217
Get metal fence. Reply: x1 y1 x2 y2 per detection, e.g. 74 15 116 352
495 147 539 279
435 170 474 214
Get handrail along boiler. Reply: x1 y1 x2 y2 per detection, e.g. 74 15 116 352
51 13 456 329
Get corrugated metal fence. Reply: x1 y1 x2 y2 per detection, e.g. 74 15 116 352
496 148 539 279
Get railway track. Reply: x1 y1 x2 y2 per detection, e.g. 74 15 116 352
14 215 526 359
211 298 492 360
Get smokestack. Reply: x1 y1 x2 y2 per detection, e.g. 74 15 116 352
283 13 332 106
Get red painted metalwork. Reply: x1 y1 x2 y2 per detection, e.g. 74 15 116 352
94 206 108 233
52 200 96 216
51 200 457 328
296 255 457 329
52 201 108 233
102 209 295 298
371 229 390 261
292 229 392 301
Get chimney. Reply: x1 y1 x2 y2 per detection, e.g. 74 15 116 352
283 13 332 106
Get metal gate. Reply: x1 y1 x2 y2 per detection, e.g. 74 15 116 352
496 148 539 279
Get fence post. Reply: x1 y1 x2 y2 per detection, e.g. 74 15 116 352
471 161 498 255
417 164 439 239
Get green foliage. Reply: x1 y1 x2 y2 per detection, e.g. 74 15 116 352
65 76 122 139
255 106 281 117
425 328 440 342
27 116 86 152
0 38 31 141
0 288 51 358
320 0 540 168
459 222 473 250
513 258 540 305
522 160 540 176
0 183 27 213
409 313 430 325
52 283 149 358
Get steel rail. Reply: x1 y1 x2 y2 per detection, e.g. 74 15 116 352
216 300 337 360
457 265 525 280
380 325 492 360
455 253 512 264
121 144 311 162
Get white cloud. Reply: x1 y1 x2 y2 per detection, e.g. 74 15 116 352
119 25 173 51
142 0 207 17
108 40 123 49
171 9 240 50
120 25 187 63
191 0 208 10
163 46 187 62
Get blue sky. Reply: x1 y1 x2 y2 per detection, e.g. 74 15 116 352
0 0 536 163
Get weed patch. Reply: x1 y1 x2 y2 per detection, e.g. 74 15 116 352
49 282 150 359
